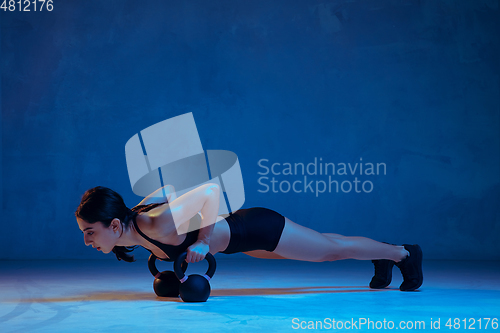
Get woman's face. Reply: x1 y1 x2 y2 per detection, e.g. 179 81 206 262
77 218 120 254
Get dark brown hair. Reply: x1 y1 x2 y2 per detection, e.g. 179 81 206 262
75 186 138 262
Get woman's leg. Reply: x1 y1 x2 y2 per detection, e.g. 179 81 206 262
243 233 346 259
271 217 409 262
243 250 286 259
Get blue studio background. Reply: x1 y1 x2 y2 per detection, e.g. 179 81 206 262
1 0 498 261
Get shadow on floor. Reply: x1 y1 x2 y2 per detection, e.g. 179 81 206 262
6 285 401 303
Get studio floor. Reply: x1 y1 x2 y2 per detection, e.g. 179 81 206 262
1 257 499 332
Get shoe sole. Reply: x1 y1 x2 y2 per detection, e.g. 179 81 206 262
370 280 391 289
400 244 423 291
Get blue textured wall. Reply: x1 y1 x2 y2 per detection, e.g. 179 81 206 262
1 0 499 260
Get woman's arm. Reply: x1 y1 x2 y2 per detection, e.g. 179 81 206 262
185 185 221 262
186 224 215 263
151 183 221 262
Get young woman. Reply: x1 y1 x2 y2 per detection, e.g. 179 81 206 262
75 184 423 291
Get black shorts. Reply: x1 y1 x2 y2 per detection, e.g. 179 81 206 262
221 207 286 254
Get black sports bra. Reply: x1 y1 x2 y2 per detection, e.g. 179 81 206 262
131 202 200 262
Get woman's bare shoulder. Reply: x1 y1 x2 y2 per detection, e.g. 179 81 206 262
131 210 155 234
133 203 177 237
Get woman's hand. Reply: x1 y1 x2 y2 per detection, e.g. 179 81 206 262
186 241 210 263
